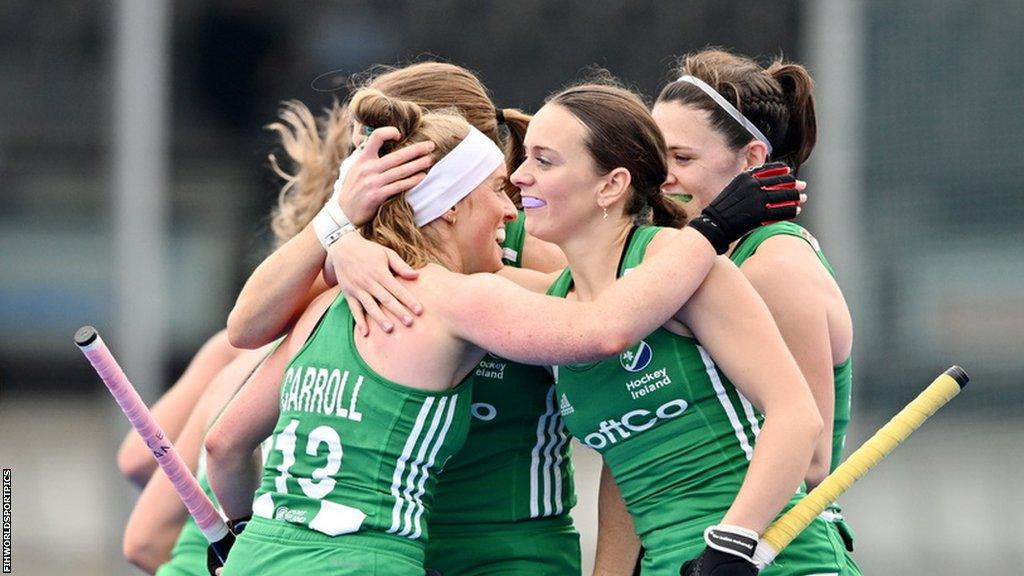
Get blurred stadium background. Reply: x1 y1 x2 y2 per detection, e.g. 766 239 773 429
1 0 1022 574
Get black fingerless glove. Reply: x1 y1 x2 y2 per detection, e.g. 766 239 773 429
687 162 800 254
679 525 761 576
206 516 250 575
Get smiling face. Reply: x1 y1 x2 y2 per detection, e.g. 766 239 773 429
509 103 607 245
450 166 517 274
652 100 749 213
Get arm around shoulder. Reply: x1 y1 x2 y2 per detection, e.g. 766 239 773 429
431 227 717 367
429 269 630 366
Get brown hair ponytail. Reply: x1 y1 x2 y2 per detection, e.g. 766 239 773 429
349 88 425 155
649 190 690 227
363 62 530 205
659 48 818 171
767 59 817 169
271 61 529 240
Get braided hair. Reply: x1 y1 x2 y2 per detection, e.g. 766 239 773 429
657 48 817 171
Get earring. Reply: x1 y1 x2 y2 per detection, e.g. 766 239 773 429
602 205 608 220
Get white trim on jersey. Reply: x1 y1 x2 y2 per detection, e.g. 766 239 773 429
549 416 571 516
409 394 459 539
530 385 567 518
309 499 367 536
252 492 275 519
697 345 755 460
387 394 461 539
737 392 763 438
540 400 560 516
387 398 436 534
399 396 449 536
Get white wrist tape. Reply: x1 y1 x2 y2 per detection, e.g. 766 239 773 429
312 206 355 249
751 539 777 570
704 524 760 564
312 150 363 249
328 150 359 226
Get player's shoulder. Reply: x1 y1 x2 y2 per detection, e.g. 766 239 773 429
740 235 831 300
744 232 823 273
639 225 683 255
414 265 504 308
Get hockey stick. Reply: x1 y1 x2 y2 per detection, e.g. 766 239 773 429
753 365 969 566
75 326 235 574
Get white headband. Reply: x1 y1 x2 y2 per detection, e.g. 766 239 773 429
329 126 503 228
676 75 773 156
406 126 504 227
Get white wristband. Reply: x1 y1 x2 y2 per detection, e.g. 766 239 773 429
312 205 355 249
327 151 358 229
324 196 351 230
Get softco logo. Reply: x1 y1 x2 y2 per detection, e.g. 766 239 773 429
619 340 653 373
582 398 689 450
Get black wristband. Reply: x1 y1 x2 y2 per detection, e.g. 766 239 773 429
687 214 730 255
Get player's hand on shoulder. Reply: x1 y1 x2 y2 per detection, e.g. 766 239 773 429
327 231 422 336
687 162 806 254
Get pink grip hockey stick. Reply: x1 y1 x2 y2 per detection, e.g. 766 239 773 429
75 326 234 572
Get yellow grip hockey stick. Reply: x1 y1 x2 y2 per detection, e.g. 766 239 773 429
753 365 969 566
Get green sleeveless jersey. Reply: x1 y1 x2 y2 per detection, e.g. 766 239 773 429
730 222 852 472
430 210 575 527
548 226 843 570
155 454 216 576
251 294 472 553
498 210 527 268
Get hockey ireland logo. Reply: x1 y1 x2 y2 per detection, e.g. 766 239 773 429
619 340 653 373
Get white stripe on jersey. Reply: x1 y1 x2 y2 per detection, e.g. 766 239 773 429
399 397 449 536
529 388 553 517
549 415 571 515
697 345 754 460
530 385 565 518
409 393 459 539
387 397 435 534
737 392 762 438
540 397 560 516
